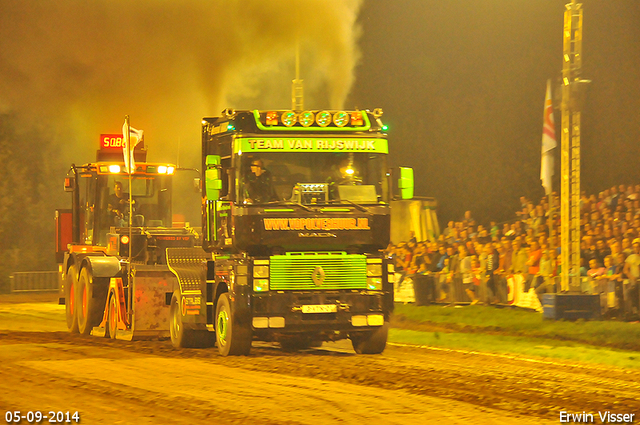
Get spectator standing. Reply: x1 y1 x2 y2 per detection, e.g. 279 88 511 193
535 250 556 302
610 185 620 210
458 246 478 305
490 221 499 240
484 243 500 303
511 238 528 275
525 241 542 291
442 221 455 238
623 241 640 317
594 239 611 266
431 245 447 272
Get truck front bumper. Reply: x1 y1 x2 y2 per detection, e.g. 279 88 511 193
249 290 388 332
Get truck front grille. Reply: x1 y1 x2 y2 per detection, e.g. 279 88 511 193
269 252 367 290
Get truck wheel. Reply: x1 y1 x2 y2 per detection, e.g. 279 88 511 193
350 322 389 354
76 267 107 335
65 265 79 333
215 293 252 356
107 293 118 339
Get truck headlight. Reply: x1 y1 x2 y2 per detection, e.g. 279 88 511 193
367 278 382 290
253 265 269 278
253 279 269 292
367 264 382 277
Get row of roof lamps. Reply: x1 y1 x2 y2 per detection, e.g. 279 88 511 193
261 110 372 128
98 164 175 175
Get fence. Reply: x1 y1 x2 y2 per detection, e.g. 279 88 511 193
9 271 60 293
395 272 633 317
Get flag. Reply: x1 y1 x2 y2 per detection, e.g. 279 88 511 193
122 117 144 174
541 80 557 196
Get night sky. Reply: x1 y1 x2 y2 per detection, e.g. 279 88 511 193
350 0 640 225
1 0 639 227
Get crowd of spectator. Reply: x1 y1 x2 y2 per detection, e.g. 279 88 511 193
386 184 640 318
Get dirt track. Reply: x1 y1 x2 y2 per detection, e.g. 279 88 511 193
1 297 639 424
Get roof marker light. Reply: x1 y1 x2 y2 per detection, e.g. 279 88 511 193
299 111 315 127
266 111 278 125
316 111 331 127
351 112 363 126
281 111 297 127
333 111 349 127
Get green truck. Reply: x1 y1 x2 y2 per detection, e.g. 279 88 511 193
168 108 414 355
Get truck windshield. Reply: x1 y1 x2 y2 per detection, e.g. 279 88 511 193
239 152 388 205
95 174 173 243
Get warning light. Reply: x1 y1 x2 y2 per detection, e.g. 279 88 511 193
266 111 278 125
299 111 315 127
333 111 349 127
350 112 363 126
281 111 297 127
382 124 388 131
108 165 121 174
121 235 130 244
316 111 331 127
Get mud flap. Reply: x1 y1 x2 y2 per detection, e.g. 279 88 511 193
93 267 177 340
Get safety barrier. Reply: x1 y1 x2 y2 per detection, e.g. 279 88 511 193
395 271 637 318
9 271 60 293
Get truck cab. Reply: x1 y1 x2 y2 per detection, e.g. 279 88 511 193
171 109 413 355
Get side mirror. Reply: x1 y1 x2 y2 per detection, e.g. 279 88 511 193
64 176 75 193
398 167 414 200
205 155 222 200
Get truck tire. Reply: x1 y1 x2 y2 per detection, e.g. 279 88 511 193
76 267 108 335
65 265 79 333
169 292 213 348
350 322 389 354
215 293 252 356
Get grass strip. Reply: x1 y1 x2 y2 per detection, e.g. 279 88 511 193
388 328 640 369
392 303 640 352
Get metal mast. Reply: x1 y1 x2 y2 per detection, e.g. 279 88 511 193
560 0 583 291
292 38 304 111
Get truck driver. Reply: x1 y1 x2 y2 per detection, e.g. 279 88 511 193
108 181 135 226
244 159 277 204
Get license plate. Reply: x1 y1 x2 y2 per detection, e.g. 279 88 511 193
301 304 337 313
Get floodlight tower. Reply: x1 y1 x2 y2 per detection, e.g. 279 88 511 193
560 0 587 291
292 39 304 112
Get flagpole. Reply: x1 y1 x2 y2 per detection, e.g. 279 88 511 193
541 79 557 287
125 115 133 324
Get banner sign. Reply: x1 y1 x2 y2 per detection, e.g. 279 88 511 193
263 217 370 231
235 137 388 154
